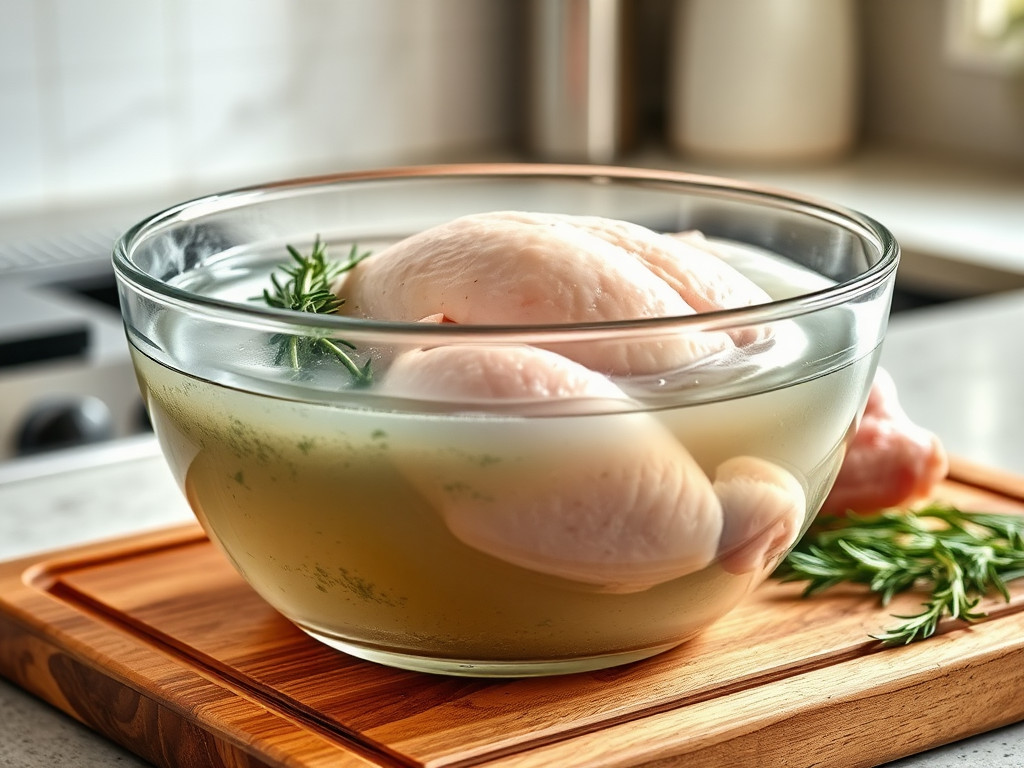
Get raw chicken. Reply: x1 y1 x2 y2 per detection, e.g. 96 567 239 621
558 216 772 314
713 457 807 575
378 344 725 592
821 368 949 515
379 343 629 411
346 210 946 588
338 211 691 324
336 211 771 374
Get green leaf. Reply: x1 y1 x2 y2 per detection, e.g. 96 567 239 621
776 503 1024 646
258 236 373 385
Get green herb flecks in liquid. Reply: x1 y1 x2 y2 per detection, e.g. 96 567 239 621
303 563 405 607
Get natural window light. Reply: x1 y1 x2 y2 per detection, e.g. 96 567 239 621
947 0 1024 72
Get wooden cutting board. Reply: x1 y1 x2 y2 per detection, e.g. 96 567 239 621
3 457 1024 768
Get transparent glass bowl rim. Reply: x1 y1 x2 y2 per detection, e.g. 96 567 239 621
112 163 900 345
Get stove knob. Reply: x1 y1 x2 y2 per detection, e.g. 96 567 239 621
16 396 115 455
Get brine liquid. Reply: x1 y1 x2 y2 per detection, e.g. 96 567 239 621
131 338 875 668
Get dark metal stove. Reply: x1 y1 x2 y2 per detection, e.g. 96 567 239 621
0 207 155 459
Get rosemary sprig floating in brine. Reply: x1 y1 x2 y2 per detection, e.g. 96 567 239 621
260 236 373 385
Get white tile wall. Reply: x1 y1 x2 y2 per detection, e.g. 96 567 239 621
0 0 46 207
0 0 518 216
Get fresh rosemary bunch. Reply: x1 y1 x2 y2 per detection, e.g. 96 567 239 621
260 236 372 384
776 504 1024 645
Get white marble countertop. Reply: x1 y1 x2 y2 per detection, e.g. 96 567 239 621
2 290 1024 767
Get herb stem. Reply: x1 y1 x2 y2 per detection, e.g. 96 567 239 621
260 237 372 385
317 338 372 381
776 504 1024 646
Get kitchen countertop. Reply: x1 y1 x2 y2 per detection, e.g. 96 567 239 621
632 147 1024 299
2 289 1024 767
2 145 1023 300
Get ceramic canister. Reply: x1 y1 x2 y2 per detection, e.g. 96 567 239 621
667 0 859 163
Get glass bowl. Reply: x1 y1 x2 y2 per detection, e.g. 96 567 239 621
113 164 899 677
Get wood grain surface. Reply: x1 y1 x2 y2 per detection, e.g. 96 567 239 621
2 457 1024 768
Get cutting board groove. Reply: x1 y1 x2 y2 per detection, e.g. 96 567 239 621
42 577 402 765
3 457 1024 768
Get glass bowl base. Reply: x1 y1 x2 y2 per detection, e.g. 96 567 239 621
297 626 683 678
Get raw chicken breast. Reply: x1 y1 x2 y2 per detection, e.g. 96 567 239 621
713 457 807 575
560 216 772 314
378 344 724 592
821 368 949 514
336 211 771 374
338 212 692 324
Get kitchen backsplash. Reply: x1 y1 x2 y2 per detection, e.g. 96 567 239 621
0 0 520 216
2 0 1021 221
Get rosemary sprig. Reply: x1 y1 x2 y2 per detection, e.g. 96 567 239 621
776 504 1024 645
260 236 372 385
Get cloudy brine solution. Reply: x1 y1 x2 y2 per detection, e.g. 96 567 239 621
128 234 879 676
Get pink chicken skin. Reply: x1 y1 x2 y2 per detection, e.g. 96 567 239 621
380 343 628 409
713 456 807 576
336 211 945 586
821 367 949 515
351 212 814 587
338 211 772 320
335 211 772 374
379 344 727 592
380 344 809 589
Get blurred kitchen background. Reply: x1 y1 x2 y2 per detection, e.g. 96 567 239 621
0 0 1022 460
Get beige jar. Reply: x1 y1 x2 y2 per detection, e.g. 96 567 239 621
667 0 859 163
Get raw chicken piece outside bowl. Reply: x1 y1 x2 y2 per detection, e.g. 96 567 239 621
113 164 899 677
